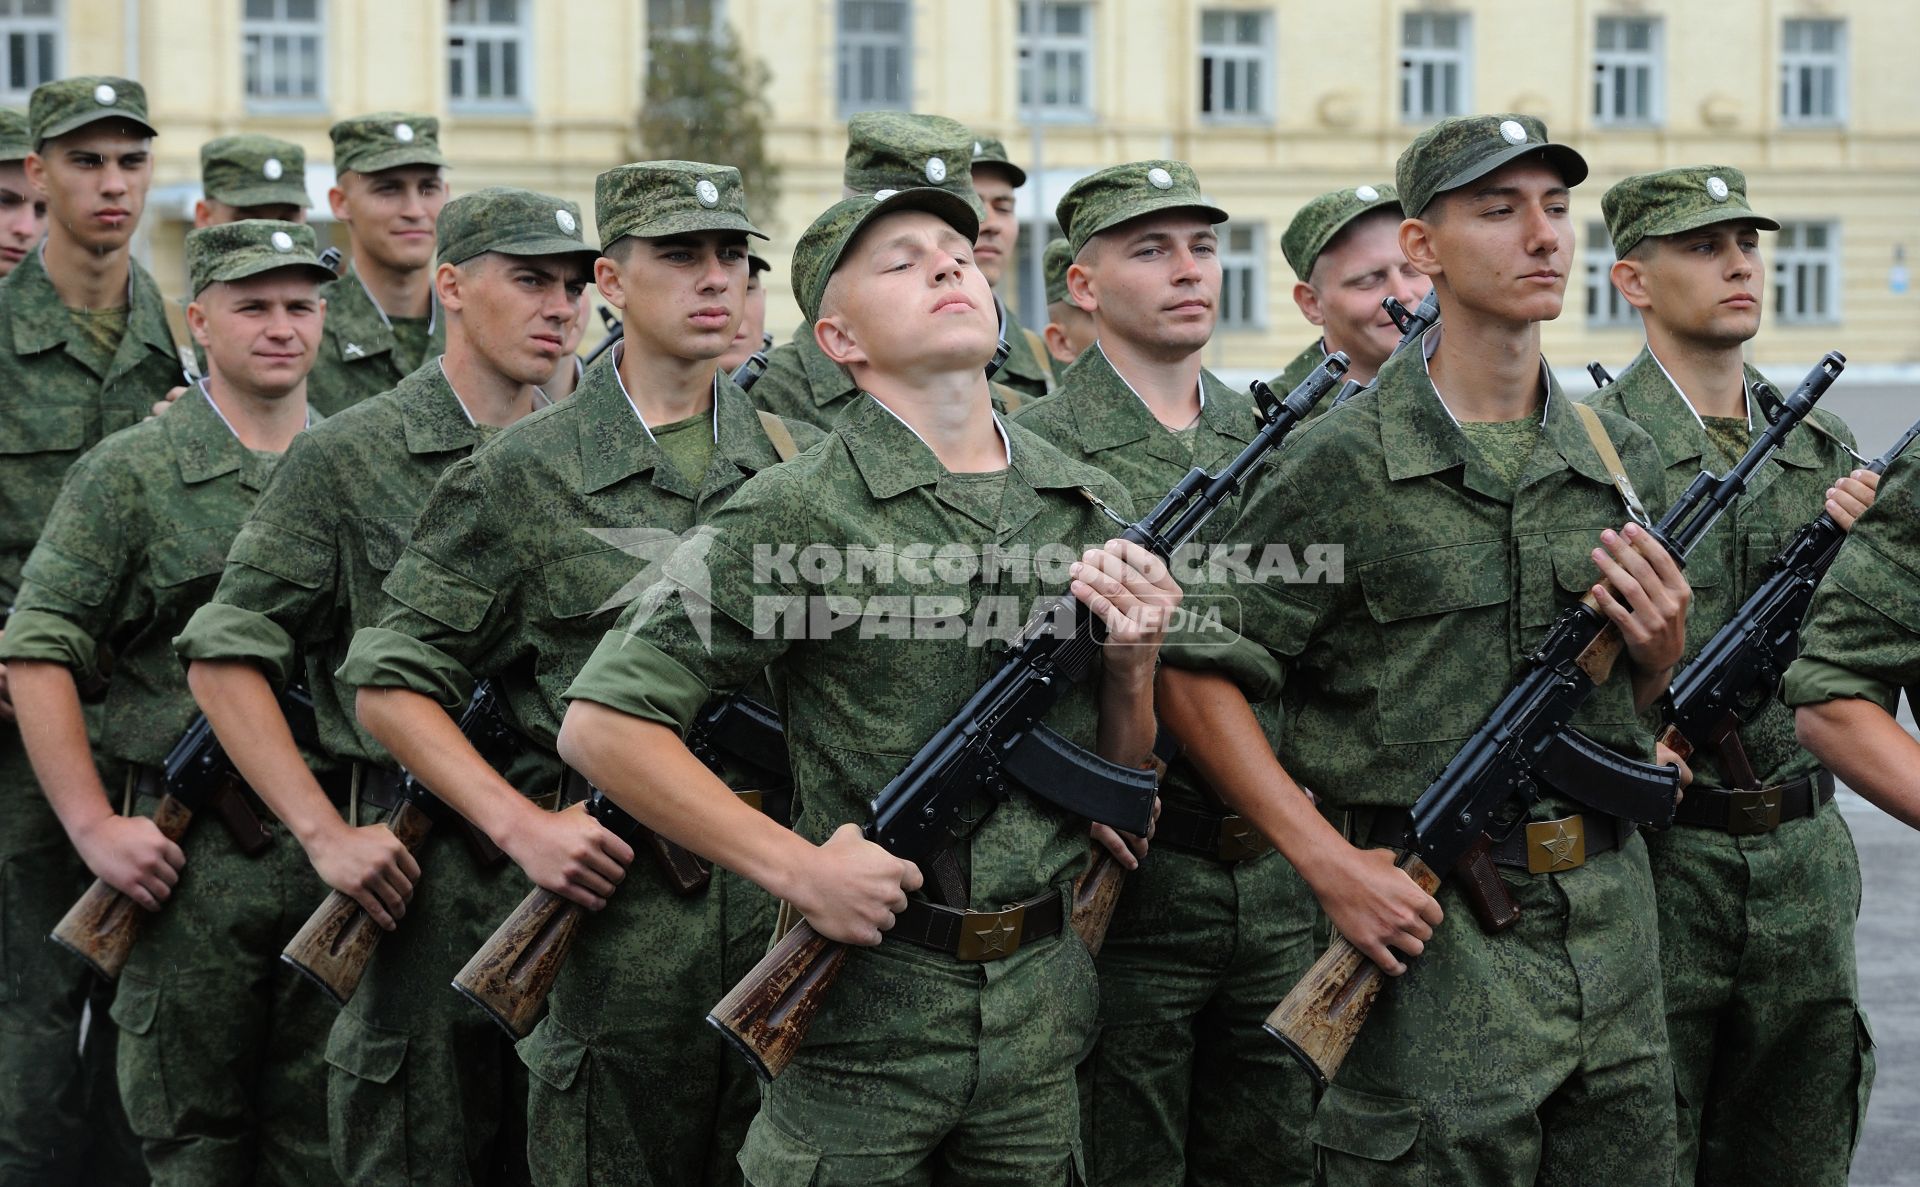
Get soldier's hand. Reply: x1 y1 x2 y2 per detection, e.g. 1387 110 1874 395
1656 739 1693 801
309 821 421 931
1589 522 1690 674
147 385 187 420
0 656 13 723
74 814 185 911
1090 796 1158 869
1072 538 1182 682
502 800 633 910
1827 469 1880 532
792 822 922 946
1314 843 1443 976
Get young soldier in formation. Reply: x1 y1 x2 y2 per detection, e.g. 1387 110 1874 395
1 220 337 1185
0 74 174 1187
1271 183 1429 396
1584 165 1878 1187
1039 235 1095 368
196 134 309 227
717 250 774 376
557 185 1178 1185
1009 160 1314 1187
341 162 819 1187
177 187 594 1186
0 109 49 279
308 112 450 416
968 135 1054 401
1157 114 1692 1185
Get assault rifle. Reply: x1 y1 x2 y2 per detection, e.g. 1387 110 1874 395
1587 361 1616 390
1265 351 1846 1086
706 350 1352 1080
1328 290 1441 409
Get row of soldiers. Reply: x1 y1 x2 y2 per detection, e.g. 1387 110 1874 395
0 69 1914 1187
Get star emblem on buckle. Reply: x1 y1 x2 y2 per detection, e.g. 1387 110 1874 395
973 917 1016 958
1538 824 1579 869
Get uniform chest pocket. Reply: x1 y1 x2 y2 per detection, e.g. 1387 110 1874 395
357 516 413 574
1357 539 1511 745
147 527 239 590
1515 529 1664 727
543 545 656 625
0 399 89 456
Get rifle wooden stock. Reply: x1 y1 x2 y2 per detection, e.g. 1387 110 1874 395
280 799 435 1005
452 887 583 1039
48 793 195 980
1264 853 1440 1086
706 919 848 1082
1069 850 1127 957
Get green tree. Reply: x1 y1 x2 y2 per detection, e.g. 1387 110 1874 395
638 24 783 227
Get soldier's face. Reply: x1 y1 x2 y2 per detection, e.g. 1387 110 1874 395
1073 212 1221 359
0 160 48 276
816 210 998 377
445 252 593 386
196 197 307 229
336 166 447 271
1413 158 1572 327
188 272 325 398
1299 212 1429 372
25 123 152 252
717 270 768 373
600 231 749 363
1618 223 1764 349
972 168 1019 287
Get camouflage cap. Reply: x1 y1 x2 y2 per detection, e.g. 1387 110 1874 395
436 186 598 267
201 134 308 209
1055 160 1228 257
329 111 445 175
791 187 980 324
0 108 29 163
843 112 982 213
1396 114 1587 219
748 251 772 276
595 160 766 249
969 135 1027 188
1601 165 1780 259
186 218 334 296
29 76 156 145
1043 236 1074 306
1283 183 1402 279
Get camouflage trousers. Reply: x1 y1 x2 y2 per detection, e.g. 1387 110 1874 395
738 891 1098 1187
325 806 530 1187
113 788 338 1186
1650 797 1874 1186
1079 844 1316 1187
1312 830 1675 1187
0 728 145 1187
520 864 774 1187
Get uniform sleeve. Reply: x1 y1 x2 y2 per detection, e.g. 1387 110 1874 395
0 451 143 677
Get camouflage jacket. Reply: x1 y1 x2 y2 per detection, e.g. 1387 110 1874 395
0 388 284 768
305 264 445 418
1585 346 1857 790
1271 337 1327 398
0 246 181 607
749 324 1031 430
996 300 1056 403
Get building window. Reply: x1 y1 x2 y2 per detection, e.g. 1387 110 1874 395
1592 16 1661 125
647 0 720 41
1218 222 1265 331
837 0 909 116
1199 9 1271 122
1774 221 1840 324
1584 221 1639 328
0 0 59 101
1400 12 1468 122
447 0 527 110
243 0 324 106
1019 1 1092 119
1781 18 1846 125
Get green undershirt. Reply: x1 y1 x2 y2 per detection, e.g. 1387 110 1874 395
66 305 129 377
1457 415 1542 498
652 409 715 486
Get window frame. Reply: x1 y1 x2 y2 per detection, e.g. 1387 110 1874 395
446 0 532 114
1399 10 1471 124
1217 221 1267 333
1779 17 1847 127
1583 220 1640 330
836 0 912 117
242 0 327 112
0 0 62 104
1018 0 1095 123
1773 219 1842 326
1591 15 1663 127
1198 7 1273 124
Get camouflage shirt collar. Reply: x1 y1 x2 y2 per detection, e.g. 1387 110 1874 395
838 392 1013 500
995 300 1052 386
795 324 861 406
397 359 488 455
1066 343 1248 454
2 244 176 365
165 382 254 486
610 341 719 447
1614 345 1823 471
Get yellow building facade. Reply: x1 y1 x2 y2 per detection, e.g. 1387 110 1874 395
18 0 1917 373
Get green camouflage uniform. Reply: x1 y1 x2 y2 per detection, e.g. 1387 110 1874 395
0 75 170 1187
970 136 1054 403
188 136 312 376
305 114 448 418
1010 161 1312 1187
1270 183 1402 410
1584 163 1872 1187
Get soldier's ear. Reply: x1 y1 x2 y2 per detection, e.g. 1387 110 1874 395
815 311 865 369
185 298 213 348
22 151 45 193
593 255 627 314
1610 257 1654 313
1292 280 1326 328
1065 260 1096 315
433 260 464 312
1042 320 1076 365
1399 217 1443 280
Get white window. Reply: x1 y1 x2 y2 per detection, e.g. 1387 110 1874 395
1199 9 1271 122
1584 221 1639 329
1019 1 1092 119
1781 19 1846 125
448 0 528 110
837 0 909 116
243 0 324 107
1400 12 1469 122
1218 222 1265 331
1774 221 1840 324
647 0 720 43
0 0 59 102
1593 16 1661 125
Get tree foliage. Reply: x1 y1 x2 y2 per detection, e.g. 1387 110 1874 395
638 24 783 227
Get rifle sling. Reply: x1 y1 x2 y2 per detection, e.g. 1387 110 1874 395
1571 401 1652 527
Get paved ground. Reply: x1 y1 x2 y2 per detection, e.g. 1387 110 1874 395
1851 778 1917 1187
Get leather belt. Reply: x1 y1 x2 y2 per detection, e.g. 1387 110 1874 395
885 888 1065 962
1372 812 1637 876
1154 802 1271 863
1672 769 1835 836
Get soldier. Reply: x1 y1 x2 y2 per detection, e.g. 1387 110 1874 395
1009 160 1315 1187
1584 166 1878 1187
1155 114 1692 1185
0 73 176 1187
0 108 49 279
0 220 337 1185
196 134 309 227
308 111 450 417
717 250 773 375
1039 236 1094 367
554 185 1179 1185
1271 183 1429 395
969 135 1054 401
339 162 821 1187
175 187 594 1187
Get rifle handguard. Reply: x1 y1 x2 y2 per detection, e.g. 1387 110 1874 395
48 793 195 980
280 799 435 1005
451 887 585 1039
